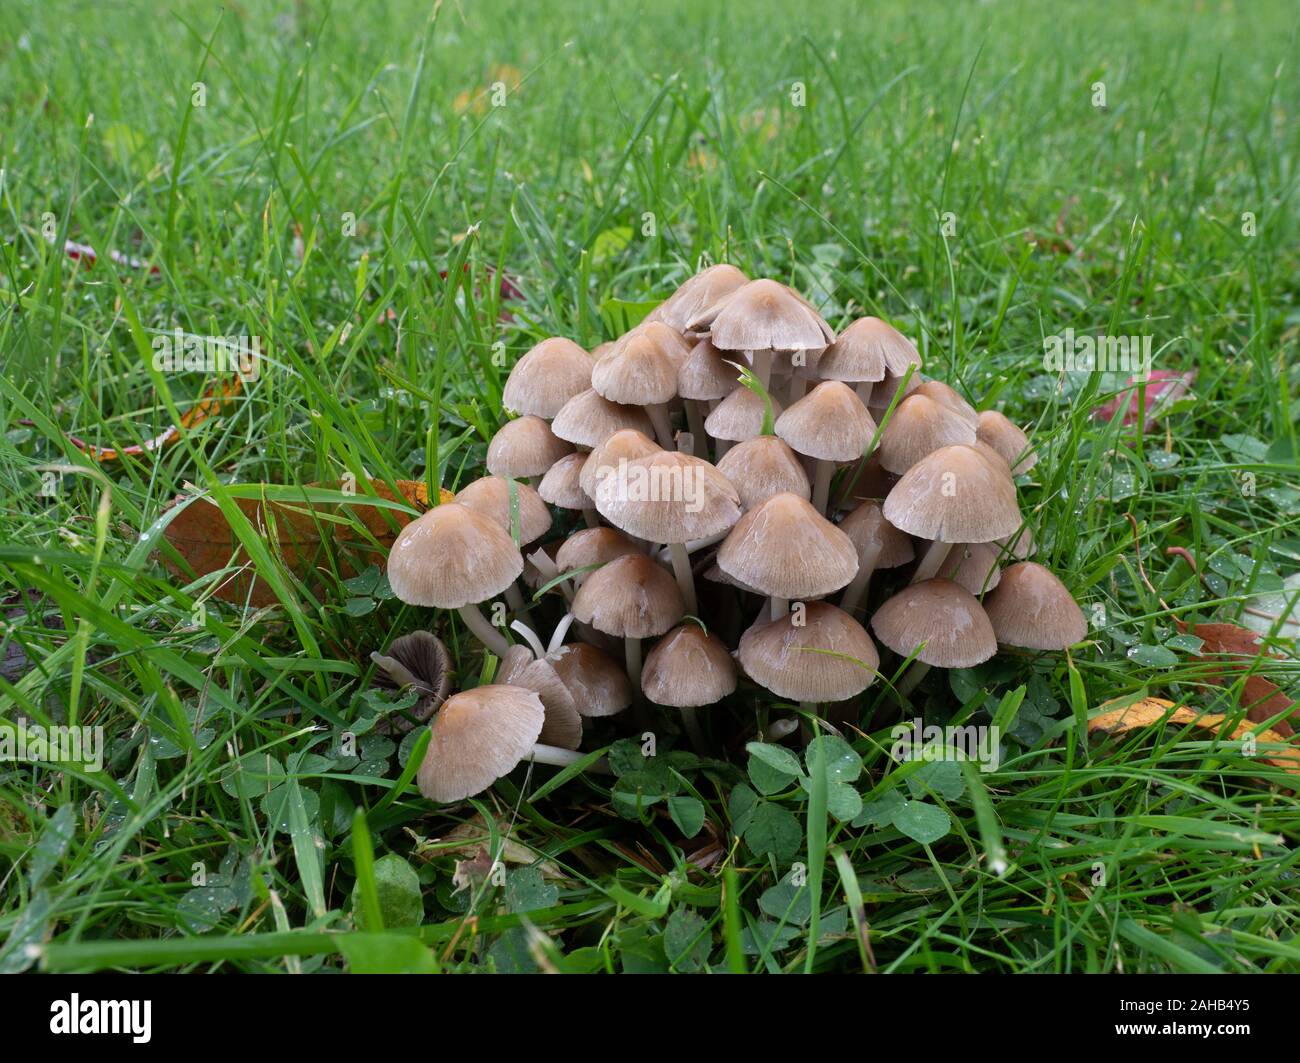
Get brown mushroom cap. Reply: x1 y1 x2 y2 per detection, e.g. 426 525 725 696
717 492 858 599
416 685 545 802
487 415 573 479
593 450 741 544
694 278 834 352
983 562 1087 649
882 444 1022 543
552 388 655 448
775 380 877 461
838 500 915 569
868 367 921 412
642 624 737 707
977 410 1038 474
912 380 979 429
555 526 642 577
550 642 633 717
502 338 593 418
940 541 1004 595
838 451 899 508
537 453 591 510
454 476 553 545
388 503 523 608
647 264 749 335
704 387 782 442
498 645 583 750
870 579 997 668
716 435 812 510
591 331 679 405
738 602 879 702
580 428 660 497
817 317 916 383
998 525 1036 560
571 554 685 638
678 337 742 401
877 394 978 475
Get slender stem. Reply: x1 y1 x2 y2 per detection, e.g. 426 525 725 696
770 596 789 621
625 637 650 730
527 744 611 772
912 540 954 583
457 603 510 657
679 706 707 753
686 400 708 455
896 662 931 697
811 460 834 514
752 349 773 389
510 620 546 660
505 582 534 626
855 381 874 405
785 376 806 406
647 403 675 449
839 555 879 617
668 542 699 615
713 437 732 460
547 612 576 656
582 507 600 529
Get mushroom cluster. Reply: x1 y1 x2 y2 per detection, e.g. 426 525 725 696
382 265 1087 800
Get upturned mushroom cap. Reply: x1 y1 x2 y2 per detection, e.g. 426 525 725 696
913 380 979 429
977 410 1038 474
580 428 660 497
571 554 685 638
502 338 592 418
838 500 915 569
882 445 1022 543
591 331 679 405
718 492 858 599
417 685 545 802
693 278 834 352
593 450 741 544
642 624 737 707
678 338 742 400
537 453 590 510
818 317 916 383
487 415 573 479
704 387 783 442
716 435 811 510
498 645 583 750
738 602 879 702
555 526 642 577
552 388 655 448
940 541 1004 594
983 562 1087 650
371 630 452 731
876 394 978 475
647 264 749 334
454 476 552 544
388 503 524 608
550 641 633 717
870 579 997 668
775 381 877 461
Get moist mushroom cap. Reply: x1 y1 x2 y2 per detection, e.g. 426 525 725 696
704 387 783 442
838 500 915 569
694 278 834 351
775 381 877 462
552 388 655 448
537 452 591 510
870 578 997 668
593 450 741 544
877 394 978 475
502 338 593 418
550 642 633 717
647 264 749 335
976 410 1038 474
882 444 1022 543
580 429 660 498
454 476 552 544
912 380 979 428
716 435 812 510
641 624 738 707
983 562 1087 649
717 492 858 599
678 337 742 400
817 317 916 383
591 331 679 405
738 602 879 702
388 503 524 608
555 526 642 575
571 553 686 638
487 415 573 479
498 645 583 750
416 685 545 802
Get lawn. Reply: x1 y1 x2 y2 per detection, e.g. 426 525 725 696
1 0 1298 974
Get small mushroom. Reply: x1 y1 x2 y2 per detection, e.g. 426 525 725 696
537 452 595 525
678 337 742 449
774 380 877 513
817 316 912 404
715 435 811 511
870 578 997 693
555 526 643 587
369 630 452 733
552 387 655 449
580 429 660 499
642 623 736 750
738 602 879 705
647 264 749 336
498 644 583 750
550 641 633 717
982 562 1087 650
591 329 681 448
486 415 573 482
939 541 1004 596
976 410 1038 474
876 393 977 476
705 387 783 458
454 476 553 546
837 500 915 616
912 380 979 429
502 337 593 418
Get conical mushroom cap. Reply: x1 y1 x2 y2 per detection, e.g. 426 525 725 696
705 387 782 442
552 388 655 448
870 579 996 668
977 410 1038 474
678 338 742 401
716 435 811 510
818 317 916 383
647 264 749 334
555 527 642 579
838 500 915 569
717 492 858 599
580 429 659 497
537 453 590 510
775 381 876 461
591 331 678 405
877 394 978 475
613 320 692 366
571 554 685 638
503 338 592 418
498 645 583 750
487 415 573 479
642 624 737 707
939 541 1004 595
454 476 552 545
694 279 834 352
882 445 1022 543
983 562 1086 649
593 450 741 544
550 642 632 717
913 380 978 429
738 602 878 702
417 685 545 802
388 503 523 608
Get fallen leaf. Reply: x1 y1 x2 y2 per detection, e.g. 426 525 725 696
1175 620 1297 737
1091 370 1195 430
57 236 159 275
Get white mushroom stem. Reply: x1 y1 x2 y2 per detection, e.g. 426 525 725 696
547 612 576 656
686 401 708 452
625 637 643 691
912 541 955 584
668 542 699 615
457 603 510 657
751 349 773 389
855 381 874 405
679 707 707 753
786 376 806 405
897 662 931 697
676 430 695 455
647 403 675 450
811 460 835 514
770 597 789 621
510 620 547 660
527 548 572 605
526 743 610 772
840 544 882 617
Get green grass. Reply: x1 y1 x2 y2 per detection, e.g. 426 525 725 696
2 0 1299 973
